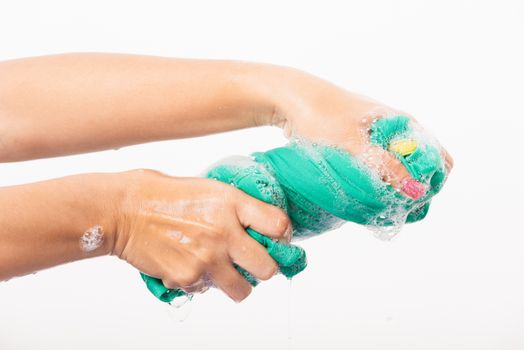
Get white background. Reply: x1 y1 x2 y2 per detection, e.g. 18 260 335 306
1 1 523 349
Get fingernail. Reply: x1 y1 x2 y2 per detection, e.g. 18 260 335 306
401 178 427 200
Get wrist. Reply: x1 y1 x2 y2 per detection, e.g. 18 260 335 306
88 172 127 257
241 63 313 130
108 169 156 259
233 63 298 129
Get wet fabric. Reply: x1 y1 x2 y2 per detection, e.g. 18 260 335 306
141 116 447 302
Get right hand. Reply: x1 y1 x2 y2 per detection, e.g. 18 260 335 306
111 169 292 302
257 66 454 198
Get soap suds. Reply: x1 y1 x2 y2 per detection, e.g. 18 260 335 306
168 230 192 244
145 199 218 228
80 225 104 252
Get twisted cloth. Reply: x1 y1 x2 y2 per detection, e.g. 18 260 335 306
141 116 447 302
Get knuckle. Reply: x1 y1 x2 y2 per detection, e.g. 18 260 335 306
176 268 202 287
177 276 197 288
163 279 179 290
258 262 278 281
196 247 216 266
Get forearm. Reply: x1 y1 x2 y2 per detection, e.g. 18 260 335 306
0 53 280 162
0 172 123 280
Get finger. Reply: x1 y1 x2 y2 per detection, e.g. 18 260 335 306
359 145 427 200
234 191 292 242
441 148 454 173
210 262 252 302
228 227 279 281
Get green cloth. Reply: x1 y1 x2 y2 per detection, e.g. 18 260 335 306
141 116 447 302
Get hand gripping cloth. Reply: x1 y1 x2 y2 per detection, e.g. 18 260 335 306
140 116 448 302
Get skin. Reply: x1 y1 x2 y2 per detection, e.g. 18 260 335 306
0 53 453 302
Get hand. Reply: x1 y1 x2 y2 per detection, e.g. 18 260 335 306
112 169 292 302
259 67 454 198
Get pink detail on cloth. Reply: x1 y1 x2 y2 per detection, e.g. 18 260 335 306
402 178 427 200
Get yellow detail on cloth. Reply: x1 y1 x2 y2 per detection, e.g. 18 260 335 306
389 139 417 156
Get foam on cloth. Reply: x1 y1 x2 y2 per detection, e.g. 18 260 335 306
140 116 448 302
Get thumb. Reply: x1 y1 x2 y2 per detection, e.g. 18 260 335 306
234 190 292 242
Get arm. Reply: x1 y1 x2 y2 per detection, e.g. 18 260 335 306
0 53 278 161
0 53 452 190
0 172 119 278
